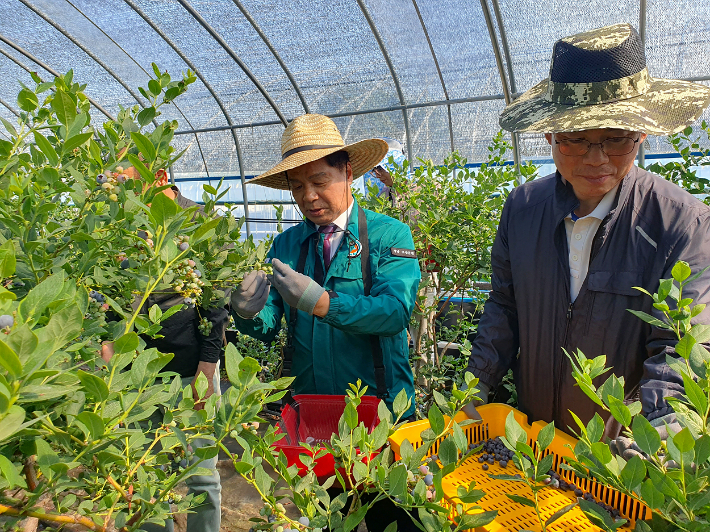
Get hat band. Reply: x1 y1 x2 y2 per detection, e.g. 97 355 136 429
545 67 650 106
281 144 344 160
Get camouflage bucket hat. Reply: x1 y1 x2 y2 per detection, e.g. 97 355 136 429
499 23 710 135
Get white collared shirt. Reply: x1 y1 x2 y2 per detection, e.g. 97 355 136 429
564 183 619 302
316 201 353 262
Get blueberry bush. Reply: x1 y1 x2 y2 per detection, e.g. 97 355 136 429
0 68 286 531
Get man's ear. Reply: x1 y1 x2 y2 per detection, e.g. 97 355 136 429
544 133 553 145
345 161 353 185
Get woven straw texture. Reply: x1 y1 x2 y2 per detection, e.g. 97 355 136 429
250 114 389 190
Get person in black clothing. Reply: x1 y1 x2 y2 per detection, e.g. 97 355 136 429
102 167 227 532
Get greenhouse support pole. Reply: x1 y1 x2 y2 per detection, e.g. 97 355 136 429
491 0 522 179
173 93 509 135
411 0 454 153
176 0 288 127
479 0 520 175
124 0 250 236
231 0 309 114
0 34 114 120
356 0 414 164
0 98 19 117
638 0 647 167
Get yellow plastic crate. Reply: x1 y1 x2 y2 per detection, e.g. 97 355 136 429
388 403 650 532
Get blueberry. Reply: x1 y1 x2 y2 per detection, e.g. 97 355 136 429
13 279 24 287
96 174 107 184
137 231 148 240
487 457 494 464
179 242 189 251
194 269 202 278
482 463 489 471
429 454 438 462
117 173 127 184
268 515 276 523
120 259 130 269
574 488 583 497
478 456 485 463
0 315 13 328
419 465 429 474
499 460 507 467
423 474 433 486
298 516 310 526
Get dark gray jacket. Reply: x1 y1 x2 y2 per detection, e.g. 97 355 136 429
467 166 710 438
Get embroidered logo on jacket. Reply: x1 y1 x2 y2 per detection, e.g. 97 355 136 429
348 238 362 258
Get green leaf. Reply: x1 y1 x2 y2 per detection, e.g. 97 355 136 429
388 463 407 498
438 437 458 466
149 304 162 323
504 410 526 445
537 421 555 451
632 415 661 456
224 343 243 385
0 340 22 380
126 153 154 183
130 131 157 162
77 370 109 402
51 90 77 126
626 310 668 329
452 421 467 452
695 434 710 465
619 455 646 492
427 403 445 436
137 106 157 127
640 478 665 509
607 396 632 427
586 413 605 443
590 442 613 465
506 493 535 507
343 504 368 532
0 454 26 489
0 406 26 443
682 373 708 414
75 411 104 441
673 427 695 453
150 191 179 227
392 387 409 417
62 132 93 154
545 502 577 527
675 334 696 360
113 332 139 354
18 271 66 325
17 88 38 112
343 402 358 430
457 511 498 528
33 132 59 166
579 498 625 531
672 261 692 283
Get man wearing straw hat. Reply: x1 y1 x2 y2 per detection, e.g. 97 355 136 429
463 24 710 450
231 114 419 420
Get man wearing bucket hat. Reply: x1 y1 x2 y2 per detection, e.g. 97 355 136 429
463 24 710 449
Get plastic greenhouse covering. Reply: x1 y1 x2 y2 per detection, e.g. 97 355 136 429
0 0 709 239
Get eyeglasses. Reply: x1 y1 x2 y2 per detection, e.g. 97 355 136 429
554 135 641 157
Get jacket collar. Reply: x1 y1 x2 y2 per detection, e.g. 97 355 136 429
296 196 360 243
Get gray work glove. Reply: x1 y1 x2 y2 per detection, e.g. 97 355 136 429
609 413 682 465
231 270 270 319
268 258 325 315
461 380 491 421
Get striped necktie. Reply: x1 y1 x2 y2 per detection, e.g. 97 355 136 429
318 224 337 270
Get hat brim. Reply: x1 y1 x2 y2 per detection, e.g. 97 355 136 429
500 77 710 135
248 138 389 190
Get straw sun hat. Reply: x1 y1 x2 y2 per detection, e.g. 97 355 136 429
499 23 710 135
250 114 389 190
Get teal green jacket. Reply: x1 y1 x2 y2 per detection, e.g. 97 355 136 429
233 198 419 417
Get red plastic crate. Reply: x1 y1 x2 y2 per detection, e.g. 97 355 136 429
272 394 381 479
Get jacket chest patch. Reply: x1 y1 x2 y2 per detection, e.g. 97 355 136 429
347 238 362 258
